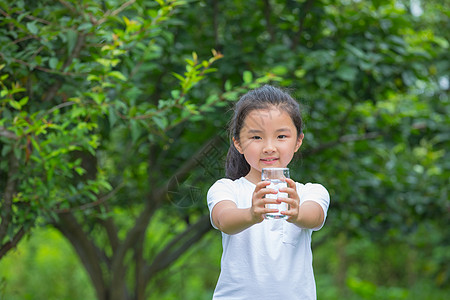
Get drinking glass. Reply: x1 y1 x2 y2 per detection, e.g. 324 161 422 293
261 168 289 219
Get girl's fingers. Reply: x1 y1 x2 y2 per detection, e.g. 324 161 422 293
255 182 278 198
253 204 279 218
257 190 281 205
285 178 296 189
279 178 296 194
278 196 295 205
279 179 300 206
253 181 278 209
256 180 271 189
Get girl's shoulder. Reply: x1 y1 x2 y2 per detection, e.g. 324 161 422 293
207 177 253 207
295 182 328 191
295 182 330 203
209 177 252 190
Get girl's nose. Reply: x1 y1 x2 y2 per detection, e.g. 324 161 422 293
263 141 276 153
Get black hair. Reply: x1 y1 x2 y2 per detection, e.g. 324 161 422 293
225 85 303 180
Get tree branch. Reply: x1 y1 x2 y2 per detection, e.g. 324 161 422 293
0 52 78 77
0 227 25 259
43 101 76 116
109 134 225 298
95 0 136 25
291 0 315 49
134 233 146 300
99 204 120 252
0 151 19 244
58 0 77 13
212 0 221 51
262 0 275 42
52 182 123 214
158 134 227 197
43 32 86 102
110 193 159 300
144 215 212 282
54 212 108 300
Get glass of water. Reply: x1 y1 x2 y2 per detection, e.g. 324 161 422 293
262 168 289 219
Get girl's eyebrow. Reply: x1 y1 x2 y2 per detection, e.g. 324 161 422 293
246 129 263 134
276 128 292 132
245 128 291 134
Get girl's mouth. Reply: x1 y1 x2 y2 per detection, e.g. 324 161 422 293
261 157 278 162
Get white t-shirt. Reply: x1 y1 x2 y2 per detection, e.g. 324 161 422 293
207 177 330 300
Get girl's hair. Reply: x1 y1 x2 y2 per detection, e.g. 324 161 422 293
225 85 303 180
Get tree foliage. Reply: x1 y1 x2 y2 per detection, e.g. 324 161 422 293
0 0 274 298
1 0 448 299
175 0 449 249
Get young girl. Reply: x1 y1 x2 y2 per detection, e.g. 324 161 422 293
207 85 330 300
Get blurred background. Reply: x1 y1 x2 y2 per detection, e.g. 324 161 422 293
0 0 448 299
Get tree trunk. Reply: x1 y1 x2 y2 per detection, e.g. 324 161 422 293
54 212 109 300
336 233 348 296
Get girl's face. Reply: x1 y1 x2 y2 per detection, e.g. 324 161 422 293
233 106 303 184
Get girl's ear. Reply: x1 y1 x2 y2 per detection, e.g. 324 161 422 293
233 137 244 154
294 133 304 152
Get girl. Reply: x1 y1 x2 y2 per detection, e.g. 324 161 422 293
207 85 330 299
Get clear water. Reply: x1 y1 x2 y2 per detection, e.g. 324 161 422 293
265 180 288 219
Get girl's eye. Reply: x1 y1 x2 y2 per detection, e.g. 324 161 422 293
278 135 287 139
251 136 262 140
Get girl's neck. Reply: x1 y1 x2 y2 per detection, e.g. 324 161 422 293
244 169 262 185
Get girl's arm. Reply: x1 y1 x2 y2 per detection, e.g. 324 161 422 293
290 200 324 229
211 201 255 235
211 181 279 235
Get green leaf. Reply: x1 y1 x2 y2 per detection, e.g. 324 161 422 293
130 119 141 143
87 75 101 81
153 116 168 130
1 144 11 157
78 23 92 31
205 94 219 105
243 71 253 83
19 96 29 106
96 58 112 67
294 69 306 78
26 22 38 34
108 106 118 127
75 167 85 175
336 65 358 81
225 80 232 91
172 72 185 82
344 43 366 59
9 100 21 110
432 36 449 49
67 29 77 55
271 65 288 76
30 136 41 153
35 55 42 65
108 71 127 81
147 9 159 18
49 57 58 69
171 89 181 99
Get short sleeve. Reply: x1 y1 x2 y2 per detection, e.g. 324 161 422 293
297 183 330 231
207 178 236 229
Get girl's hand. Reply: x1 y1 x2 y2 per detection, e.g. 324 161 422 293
250 181 279 223
279 178 325 228
278 178 301 222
